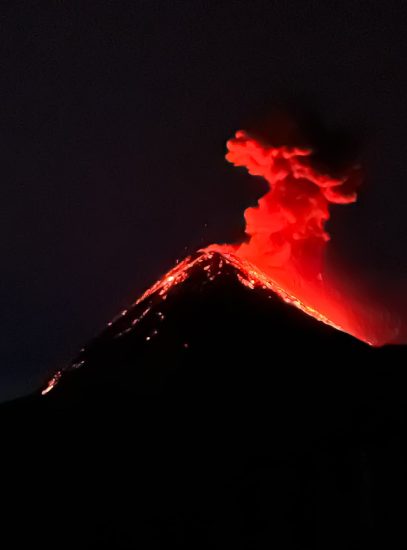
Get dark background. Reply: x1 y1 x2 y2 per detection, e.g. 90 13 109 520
2 1 407 401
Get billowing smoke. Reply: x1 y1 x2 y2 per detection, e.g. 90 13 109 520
207 123 403 346
225 130 360 275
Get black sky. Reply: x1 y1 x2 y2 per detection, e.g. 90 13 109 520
2 1 407 400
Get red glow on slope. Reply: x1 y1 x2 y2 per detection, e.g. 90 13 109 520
132 250 344 331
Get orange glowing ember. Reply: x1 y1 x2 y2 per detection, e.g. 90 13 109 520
41 371 62 396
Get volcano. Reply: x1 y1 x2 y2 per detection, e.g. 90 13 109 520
40 124 403 406
2 247 407 549
2 126 407 548
40 248 368 402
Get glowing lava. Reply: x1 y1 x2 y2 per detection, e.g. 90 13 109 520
133 250 346 332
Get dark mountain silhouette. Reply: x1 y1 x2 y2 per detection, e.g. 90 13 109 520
2 251 406 549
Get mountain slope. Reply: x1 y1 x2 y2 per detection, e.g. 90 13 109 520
1 251 406 549
40 250 367 405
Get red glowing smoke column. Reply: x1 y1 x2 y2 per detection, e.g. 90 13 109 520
224 130 359 274
206 130 401 346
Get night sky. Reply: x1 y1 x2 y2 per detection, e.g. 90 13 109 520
2 2 407 401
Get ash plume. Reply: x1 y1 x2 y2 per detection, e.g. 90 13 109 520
206 110 403 346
